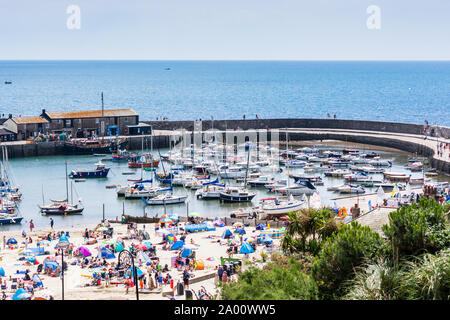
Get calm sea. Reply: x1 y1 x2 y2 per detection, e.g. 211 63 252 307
0 61 449 126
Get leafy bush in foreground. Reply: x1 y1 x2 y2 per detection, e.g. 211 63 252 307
311 221 384 299
382 198 450 258
345 249 450 300
219 258 319 300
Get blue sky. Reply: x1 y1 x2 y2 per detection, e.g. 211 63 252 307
0 0 449 60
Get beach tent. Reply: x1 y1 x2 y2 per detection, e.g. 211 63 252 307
26 256 39 265
115 242 124 253
6 238 17 245
181 248 193 258
32 274 43 288
0 267 5 276
239 242 254 254
222 229 233 239
128 266 144 279
234 228 246 235
78 246 92 257
171 241 184 250
44 259 60 271
99 247 115 259
256 224 265 230
136 251 152 265
13 288 31 300
169 213 179 221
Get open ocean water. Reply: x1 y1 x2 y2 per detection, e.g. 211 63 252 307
0 60 449 125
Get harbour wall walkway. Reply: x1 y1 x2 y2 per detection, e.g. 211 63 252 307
0 118 449 174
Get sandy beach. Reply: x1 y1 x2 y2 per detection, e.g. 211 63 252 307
0 219 277 300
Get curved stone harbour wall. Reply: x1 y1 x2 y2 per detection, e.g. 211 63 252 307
144 118 450 139
1 118 449 174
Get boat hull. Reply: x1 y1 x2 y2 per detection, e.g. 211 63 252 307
219 193 255 203
69 168 110 179
0 216 23 225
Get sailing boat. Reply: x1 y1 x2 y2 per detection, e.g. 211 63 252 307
0 146 23 225
39 162 84 215
219 143 256 203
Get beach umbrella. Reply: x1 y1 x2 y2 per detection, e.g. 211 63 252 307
169 214 179 221
0 267 5 276
256 224 265 230
246 238 255 243
6 238 17 245
183 244 197 250
159 218 173 224
188 212 200 217
181 248 193 258
102 239 116 245
234 228 246 235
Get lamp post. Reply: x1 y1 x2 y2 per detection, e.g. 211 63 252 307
117 250 139 300
57 234 70 300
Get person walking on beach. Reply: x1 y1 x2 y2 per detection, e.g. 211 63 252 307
50 218 54 229
29 220 34 233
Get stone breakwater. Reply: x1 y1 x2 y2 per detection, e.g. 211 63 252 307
0 118 449 174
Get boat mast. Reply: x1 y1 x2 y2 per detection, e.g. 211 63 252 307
65 161 69 202
243 145 250 188
101 92 104 144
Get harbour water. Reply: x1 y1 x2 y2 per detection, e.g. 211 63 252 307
1 61 449 125
2 143 447 231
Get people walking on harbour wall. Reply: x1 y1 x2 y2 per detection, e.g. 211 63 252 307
29 219 34 232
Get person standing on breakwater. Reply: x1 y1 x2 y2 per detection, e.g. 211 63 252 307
50 218 54 230
334 113 337 119
243 114 246 120
29 219 35 232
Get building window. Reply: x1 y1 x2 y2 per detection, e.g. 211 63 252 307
96 118 99 124
66 120 71 127
79 119 82 124
124 117 128 122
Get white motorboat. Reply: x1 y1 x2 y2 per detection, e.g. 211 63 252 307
219 187 256 203
337 184 366 194
260 195 305 217
144 193 187 205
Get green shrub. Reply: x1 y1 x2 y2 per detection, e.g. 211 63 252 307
219 258 319 300
382 198 450 257
311 221 384 299
344 259 404 300
400 249 450 300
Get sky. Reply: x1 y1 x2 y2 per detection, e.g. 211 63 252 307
0 0 449 60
